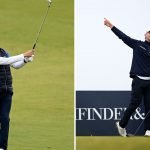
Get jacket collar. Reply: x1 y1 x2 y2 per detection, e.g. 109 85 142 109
145 40 150 46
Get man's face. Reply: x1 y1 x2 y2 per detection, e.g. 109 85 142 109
145 32 150 42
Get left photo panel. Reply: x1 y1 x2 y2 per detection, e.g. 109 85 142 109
0 0 74 150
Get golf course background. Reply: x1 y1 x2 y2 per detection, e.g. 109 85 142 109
0 0 73 149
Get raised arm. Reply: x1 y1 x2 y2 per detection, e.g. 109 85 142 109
104 18 138 48
11 56 34 69
0 50 34 65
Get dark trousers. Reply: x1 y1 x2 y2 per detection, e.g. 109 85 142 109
119 77 150 131
0 91 12 150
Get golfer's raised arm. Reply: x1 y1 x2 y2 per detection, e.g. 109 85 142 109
104 18 137 48
0 50 34 65
11 56 34 69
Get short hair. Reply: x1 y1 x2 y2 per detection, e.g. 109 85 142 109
148 31 150 33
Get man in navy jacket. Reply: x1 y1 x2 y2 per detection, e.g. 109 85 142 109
104 18 150 137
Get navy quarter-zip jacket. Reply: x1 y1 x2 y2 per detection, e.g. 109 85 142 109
111 26 150 78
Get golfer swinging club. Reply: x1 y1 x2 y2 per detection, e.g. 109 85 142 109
104 18 150 137
0 48 34 150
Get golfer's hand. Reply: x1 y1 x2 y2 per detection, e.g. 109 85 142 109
23 49 35 57
104 18 114 29
24 55 34 63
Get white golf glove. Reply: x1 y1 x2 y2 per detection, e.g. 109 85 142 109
24 55 34 63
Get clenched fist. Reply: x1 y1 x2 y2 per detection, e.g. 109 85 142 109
104 18 114 29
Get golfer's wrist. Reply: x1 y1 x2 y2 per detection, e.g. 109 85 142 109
110 24 114 29
24 57 28 63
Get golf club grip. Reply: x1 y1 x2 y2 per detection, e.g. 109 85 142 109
33 43 36 49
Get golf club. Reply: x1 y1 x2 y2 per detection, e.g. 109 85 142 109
32 0 52 49
127 110 150 137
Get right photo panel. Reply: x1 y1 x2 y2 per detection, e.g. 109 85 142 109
75 0 150 149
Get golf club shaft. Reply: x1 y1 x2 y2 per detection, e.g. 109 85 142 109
33 3 51 49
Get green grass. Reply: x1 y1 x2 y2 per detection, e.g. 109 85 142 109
76 136 150 150
0 0 73 149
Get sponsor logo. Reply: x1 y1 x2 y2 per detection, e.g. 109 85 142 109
76 107 144 120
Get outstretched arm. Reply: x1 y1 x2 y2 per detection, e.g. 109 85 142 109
0 54 25 65
11 56 34 69
104 18 138 48
0 49 34 65
11 50 34 69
